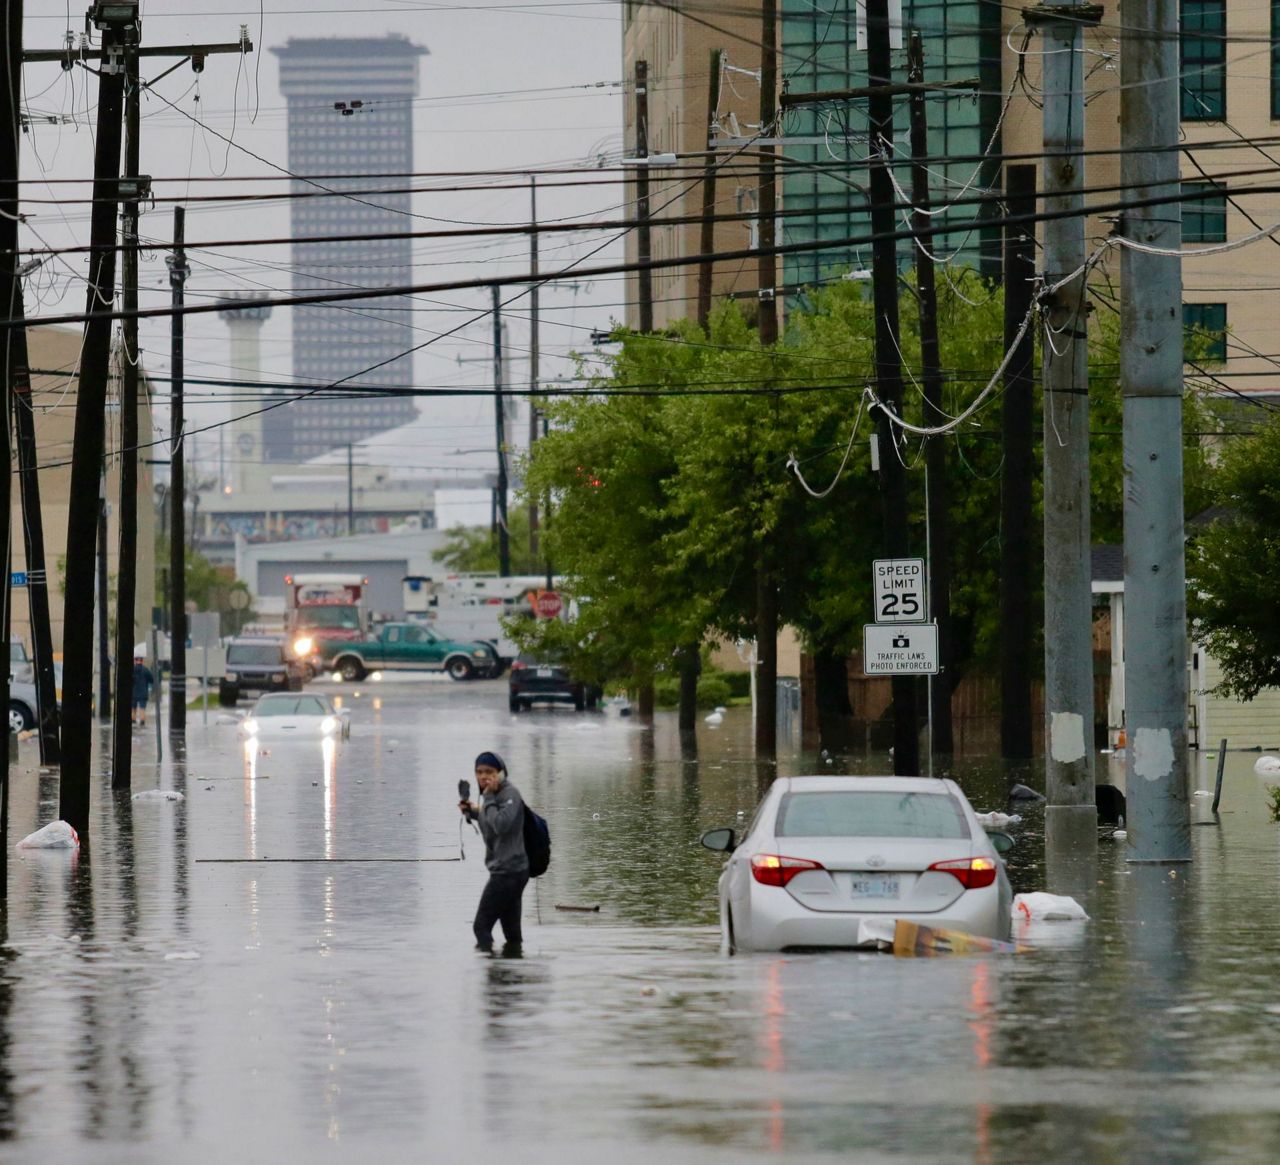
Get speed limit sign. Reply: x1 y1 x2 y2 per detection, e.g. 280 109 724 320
873 558 926 624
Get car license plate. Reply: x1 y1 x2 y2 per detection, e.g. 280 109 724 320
536 667 553 677
850 877 900 899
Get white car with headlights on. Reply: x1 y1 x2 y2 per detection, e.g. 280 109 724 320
701 776 1013 953
239 692 350 740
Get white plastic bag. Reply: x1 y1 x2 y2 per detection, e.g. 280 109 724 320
17 820 80 850
131 790 185 802
1012 892 1088 922
975 811 1022 828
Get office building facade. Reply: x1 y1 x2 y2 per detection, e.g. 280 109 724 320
270 36 427 461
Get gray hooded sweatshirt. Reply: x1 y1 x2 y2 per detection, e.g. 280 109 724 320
478 778 529 876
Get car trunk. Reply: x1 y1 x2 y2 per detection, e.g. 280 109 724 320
771 837 978 914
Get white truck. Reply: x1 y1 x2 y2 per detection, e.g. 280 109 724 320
402 574 562 670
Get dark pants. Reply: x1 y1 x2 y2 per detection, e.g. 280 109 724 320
473 872 529 950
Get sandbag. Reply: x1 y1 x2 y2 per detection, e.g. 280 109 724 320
1012 892 1088 921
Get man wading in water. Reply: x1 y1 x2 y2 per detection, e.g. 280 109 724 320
459 751 529 956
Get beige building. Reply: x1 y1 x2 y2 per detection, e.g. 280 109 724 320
14 327 156 655
622 2 762 331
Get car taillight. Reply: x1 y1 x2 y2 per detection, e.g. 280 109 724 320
929 856 998 889
510 660 527 671
751 853 825 887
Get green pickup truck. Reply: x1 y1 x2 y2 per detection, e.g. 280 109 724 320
315 622 501 682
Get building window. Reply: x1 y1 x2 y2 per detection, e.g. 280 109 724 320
1182 0 1226 120
1183 180 1227 242
1274 0 1280 118
1183 302 1227 362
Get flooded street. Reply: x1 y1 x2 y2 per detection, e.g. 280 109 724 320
3 680 1280 1162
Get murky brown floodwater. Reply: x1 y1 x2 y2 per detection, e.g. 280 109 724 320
1 680 1278 1162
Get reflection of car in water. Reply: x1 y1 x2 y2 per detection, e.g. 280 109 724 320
239 692 350 740
508 652 602 713
220 637 306 706
701 776 1014 953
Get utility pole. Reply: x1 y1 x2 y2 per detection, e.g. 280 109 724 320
97 482 111 722
1000 164 1038 760
866 0 918 775
527 175 540 563
10 293 61 764
60 1 133 837
347 443 354 534
907 31 954 757
697 50 724 330
113 39 144 787
168 206 188 735
634 59 653 333
492 285 510 576
1031 0 1100 815
753 0 779 761
1 0 21 889
1120 0 1191 861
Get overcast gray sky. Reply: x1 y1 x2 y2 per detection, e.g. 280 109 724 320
18 0 628 483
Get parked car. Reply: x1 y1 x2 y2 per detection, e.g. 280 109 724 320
220 637 306 706
239 692 350 740
10 641 32 684
315 622 500 682
700 776 1014 953
508 652 601 713
9 680 38 732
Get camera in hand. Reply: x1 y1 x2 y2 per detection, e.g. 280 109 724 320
458 778 476 822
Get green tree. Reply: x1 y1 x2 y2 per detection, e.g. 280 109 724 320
437 508 541 574
1186 410 1280 699
154 537 253 631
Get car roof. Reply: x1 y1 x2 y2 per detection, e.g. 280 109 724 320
777 775 965 797
230 636 286 645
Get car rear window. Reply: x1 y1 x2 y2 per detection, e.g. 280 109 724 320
257 697 328 717
775 791 970 839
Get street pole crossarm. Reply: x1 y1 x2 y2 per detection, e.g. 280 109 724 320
1022 3 1104 27
22 40 251 64
779 78 981 109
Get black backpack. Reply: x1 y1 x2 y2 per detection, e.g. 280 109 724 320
523 805 551 878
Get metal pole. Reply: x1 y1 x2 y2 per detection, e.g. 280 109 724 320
113 42 141 788
696 49 724 330
866 0 918 775
1121 0 1191 862
202 643 209 727
168 207 188 735
493 285 510 576
347 443 354 535
634 59 652 333
1035 0 1099 815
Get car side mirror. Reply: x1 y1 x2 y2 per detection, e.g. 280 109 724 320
989 831 1015 855
700 828 736 853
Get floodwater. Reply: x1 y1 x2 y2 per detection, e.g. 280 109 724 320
2 681 1280 1163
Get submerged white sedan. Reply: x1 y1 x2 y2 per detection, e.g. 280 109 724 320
701 776 1013 953
239 692 350 740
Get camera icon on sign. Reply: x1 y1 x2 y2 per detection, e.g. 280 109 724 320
892 634 910 649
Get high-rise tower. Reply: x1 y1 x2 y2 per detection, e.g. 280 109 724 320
270 36 427 461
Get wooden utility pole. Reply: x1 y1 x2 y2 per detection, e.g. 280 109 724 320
634 59 653 333
60 6 132 837
168 207 188 734
528 175 541 562
696 49 724 330
907 31 954 757
754 0 779 761
10 298 60 765
492 285 510 576
1000 164 1038 760
866 0 918 774
113 42 143 785
97 484 111 722
1 0 21 887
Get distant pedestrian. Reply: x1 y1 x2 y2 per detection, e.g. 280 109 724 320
132 656 154 726
458 750 529 956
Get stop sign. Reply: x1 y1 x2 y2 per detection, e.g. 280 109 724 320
533 590 563 619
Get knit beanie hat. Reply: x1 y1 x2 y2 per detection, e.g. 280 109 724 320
474 750 506 773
